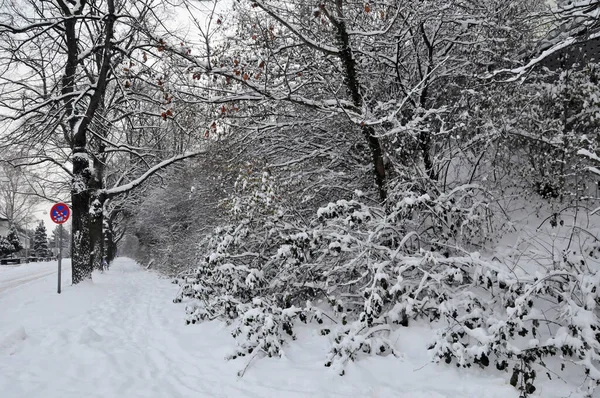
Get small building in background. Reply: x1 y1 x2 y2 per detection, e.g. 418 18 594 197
0 216 9 236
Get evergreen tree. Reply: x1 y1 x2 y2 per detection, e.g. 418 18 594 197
6 224 23 254
33 222 49 258
50 226 71 254
28 231 35 254
0 236 14 257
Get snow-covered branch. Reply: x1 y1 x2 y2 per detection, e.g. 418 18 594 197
103 151 206 198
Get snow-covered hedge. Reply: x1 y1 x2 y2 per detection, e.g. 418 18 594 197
175 170 600 397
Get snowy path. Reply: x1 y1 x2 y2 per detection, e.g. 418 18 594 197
0 258 574 398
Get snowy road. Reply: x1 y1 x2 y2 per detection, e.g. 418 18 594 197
0 260 61 294
0 258 577 398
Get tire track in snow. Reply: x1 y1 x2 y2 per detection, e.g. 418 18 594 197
75 264 210 397
83 264 269 397
0 268 57 294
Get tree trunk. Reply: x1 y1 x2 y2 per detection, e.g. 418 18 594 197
89 192 106 270
89 122 107 270
334 17 387 202
66 0 115 282
61 8 93 284
71 148 93 284
104 216 117 263
419 130 436 180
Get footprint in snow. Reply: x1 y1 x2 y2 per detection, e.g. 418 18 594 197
78 326 103 344
0 326 28 355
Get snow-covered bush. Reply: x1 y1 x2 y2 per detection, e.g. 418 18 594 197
176 172 479 356
175 166 600 395
175 168 299 359
429 239 600 397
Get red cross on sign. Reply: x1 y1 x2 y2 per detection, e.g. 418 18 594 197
50 203 70 224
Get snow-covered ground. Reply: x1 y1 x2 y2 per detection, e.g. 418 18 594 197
0 258 579 398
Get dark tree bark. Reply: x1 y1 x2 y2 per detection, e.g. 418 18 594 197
104 215 117 263
89 111 108 270
329 5 387 202
89 187 107 271
57 0 93 284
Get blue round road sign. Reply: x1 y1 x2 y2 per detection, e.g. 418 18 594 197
50 203 70 224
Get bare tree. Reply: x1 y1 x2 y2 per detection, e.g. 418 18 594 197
0 0 205 283
0 163 40 227
164 0 546 205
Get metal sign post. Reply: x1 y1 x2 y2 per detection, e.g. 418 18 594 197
50 203 70 294
58 224 62 294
